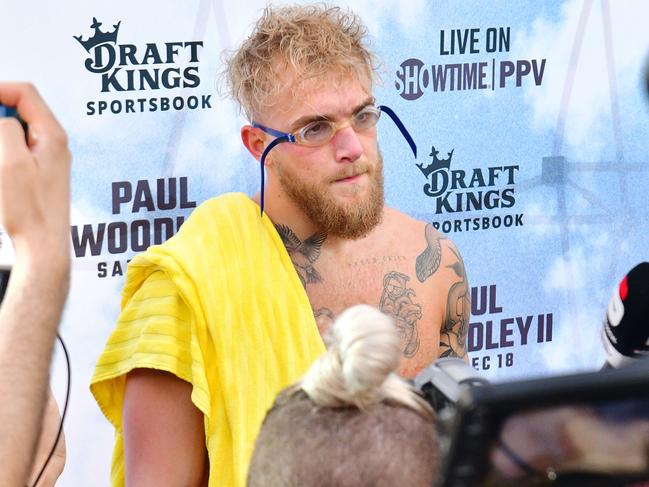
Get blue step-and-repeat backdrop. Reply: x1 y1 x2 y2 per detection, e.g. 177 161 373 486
2 0 648 484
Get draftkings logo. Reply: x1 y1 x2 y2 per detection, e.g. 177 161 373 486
74 17 211 116
418 145 523 233
395 26 546 100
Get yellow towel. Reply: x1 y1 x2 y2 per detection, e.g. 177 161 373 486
90 192 325 487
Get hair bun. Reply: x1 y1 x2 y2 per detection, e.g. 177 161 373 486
335 305 401 399
302 304 402 409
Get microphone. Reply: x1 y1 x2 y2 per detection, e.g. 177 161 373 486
414 357 489 413
602 262 649 369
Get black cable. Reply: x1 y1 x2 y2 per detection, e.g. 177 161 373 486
30 333 71 487
497 437 556 481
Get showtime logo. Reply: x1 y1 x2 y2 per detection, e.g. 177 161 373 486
394 27 546 100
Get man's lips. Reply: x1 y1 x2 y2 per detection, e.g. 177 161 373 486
332 170 367 183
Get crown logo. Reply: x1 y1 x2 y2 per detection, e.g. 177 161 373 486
74 17 121 52
416 145 454 179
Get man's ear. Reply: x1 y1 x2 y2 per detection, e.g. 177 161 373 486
241 125 269 164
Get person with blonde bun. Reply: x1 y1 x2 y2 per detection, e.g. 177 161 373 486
247 304 439 487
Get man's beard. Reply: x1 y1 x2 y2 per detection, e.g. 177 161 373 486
275 152 384 239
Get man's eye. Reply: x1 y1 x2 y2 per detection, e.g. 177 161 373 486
354 108 379 128
303 121 331 139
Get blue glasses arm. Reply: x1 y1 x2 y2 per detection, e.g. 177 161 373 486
258 135 291 216
378 105 418 159
251 122 296 143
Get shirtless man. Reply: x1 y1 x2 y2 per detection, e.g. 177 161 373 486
91 5 468 487
234 10 469 377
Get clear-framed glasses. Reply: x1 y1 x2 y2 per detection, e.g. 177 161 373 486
252 104 382 147
252 104 417 215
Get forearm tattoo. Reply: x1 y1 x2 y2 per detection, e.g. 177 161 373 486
415 224 446 283
439 245 470 359
379 271 422 358
275 224 327 288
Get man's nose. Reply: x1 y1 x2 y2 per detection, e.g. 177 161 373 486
332 126 364 163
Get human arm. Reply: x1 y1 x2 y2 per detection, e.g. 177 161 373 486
438 241 470 359
0 82 71 485
93 267 210 486
123 368 209 487
414 224 469 360
27 390 66 487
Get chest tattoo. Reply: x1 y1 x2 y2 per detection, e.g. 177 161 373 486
275 224 327 288
379 271 422 358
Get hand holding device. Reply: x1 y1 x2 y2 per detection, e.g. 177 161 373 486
0 83 71 276
0 83 71 487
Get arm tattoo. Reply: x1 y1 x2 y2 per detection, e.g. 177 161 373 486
415 224 446 282
439 245 470 359
275 224 327 287
379 271 422 358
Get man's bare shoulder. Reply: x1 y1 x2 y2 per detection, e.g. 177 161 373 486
382 206 449 240
381 206 459 283
382 206 425 231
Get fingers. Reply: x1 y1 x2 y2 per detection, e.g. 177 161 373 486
0 83 59 129
0 118 30 163
0 83 71 247
0 82 68 156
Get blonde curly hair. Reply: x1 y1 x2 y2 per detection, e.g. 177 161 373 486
222 3 380 119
